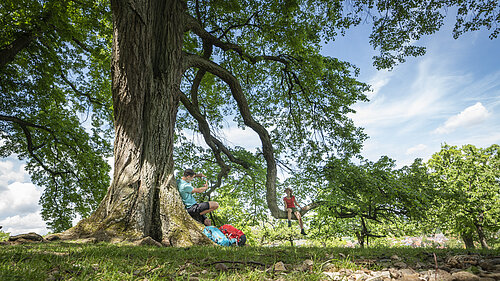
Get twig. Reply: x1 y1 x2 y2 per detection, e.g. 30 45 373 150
209 260 266 267
433 252 438 280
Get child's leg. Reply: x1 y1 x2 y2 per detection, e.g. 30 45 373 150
295 211 304 229
287 208 292 227
287 208 292 221
200 201 219 215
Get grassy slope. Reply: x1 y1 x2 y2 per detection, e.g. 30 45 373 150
0 242 498 280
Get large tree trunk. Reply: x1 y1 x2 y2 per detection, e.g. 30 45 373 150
48 0 211 246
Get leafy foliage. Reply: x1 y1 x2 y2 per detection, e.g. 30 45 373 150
0 0 113 231
0 230 9 242
1 0 498 232
307 156 430 246
426 144 500 248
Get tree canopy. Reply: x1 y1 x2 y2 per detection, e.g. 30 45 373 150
1 0 499 235
0 0 113 231
426 144 499 249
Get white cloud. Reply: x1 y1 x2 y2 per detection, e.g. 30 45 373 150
434 102 490 134
0 182 42 218
0 212 48 236
220 126 261 150
351 57 465 128
0 160 29 191
406 144 428 155
367 69 393 98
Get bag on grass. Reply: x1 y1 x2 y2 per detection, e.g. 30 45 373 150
203 226 236 246
219 224 246 246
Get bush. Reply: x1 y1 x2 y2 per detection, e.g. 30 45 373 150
0 230 9 242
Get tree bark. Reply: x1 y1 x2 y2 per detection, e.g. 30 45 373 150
475 213 489 249
48 0 211 246
461 232 475 249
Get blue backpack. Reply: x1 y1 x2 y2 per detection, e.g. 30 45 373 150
203 226 237 246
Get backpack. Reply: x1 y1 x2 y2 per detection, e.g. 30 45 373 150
219 224 245 244
203 226 237 246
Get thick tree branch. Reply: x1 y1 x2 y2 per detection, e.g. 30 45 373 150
183 53 328 219
0 31 36 69
0 114 70 176
182 52 287 217
178 90 249 189
185 14 288 65
0 11 53 69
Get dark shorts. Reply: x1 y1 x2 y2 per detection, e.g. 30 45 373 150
287 207 299 213
238 234 246 246
187 202 210 223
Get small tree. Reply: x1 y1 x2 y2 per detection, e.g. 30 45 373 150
317 156 429 247
427 144 500 249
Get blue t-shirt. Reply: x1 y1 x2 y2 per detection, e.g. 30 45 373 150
177 178 197 208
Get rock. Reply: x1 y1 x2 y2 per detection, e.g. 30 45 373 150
366 276 384 281
389 268 401 279
161 238 172 247
478 278 495 281
391 255 401 261
8 232 44 242
10 238 34 245
452 271 480 281
479 272 500 280
394 261 408 269
45 234 61 241
425 269 453 281
301 259 314 272
373 271 391 279
399 268 419 281
134 237 162 247
353 272 369 280
215 263 228 271
414 262 427 269
400 276 420 281
339 268 353 275
447 255 480 269
273 261 286 272
323 271 343 280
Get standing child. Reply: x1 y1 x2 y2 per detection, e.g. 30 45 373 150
283 188 306 235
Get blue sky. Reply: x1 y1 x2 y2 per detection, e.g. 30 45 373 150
1 18 499 236
324 20 500 167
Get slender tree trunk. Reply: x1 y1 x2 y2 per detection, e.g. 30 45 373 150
49 0 211 246
355 231 365 248
461 232 475 249
475 214 489 249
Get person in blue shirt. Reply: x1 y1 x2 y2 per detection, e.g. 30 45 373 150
177 168 219 226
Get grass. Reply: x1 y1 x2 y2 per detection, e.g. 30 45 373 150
0 242 498 280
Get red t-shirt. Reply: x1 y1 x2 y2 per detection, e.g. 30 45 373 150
283 196 295 208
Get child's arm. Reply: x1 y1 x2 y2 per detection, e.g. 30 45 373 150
294 197 302 209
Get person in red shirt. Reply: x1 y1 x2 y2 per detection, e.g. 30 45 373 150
283 188 306 235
